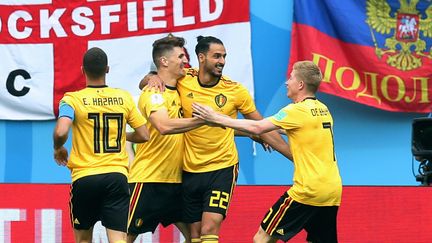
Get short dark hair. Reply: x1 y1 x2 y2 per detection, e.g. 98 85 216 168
195 35 223 56
152 35 185 68
83 47 108 79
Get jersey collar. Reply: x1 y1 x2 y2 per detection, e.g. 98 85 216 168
301 97 317 102
197 76 220 88
165 85 177 90
87 85 108 88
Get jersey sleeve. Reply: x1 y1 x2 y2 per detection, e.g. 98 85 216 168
267 104 304 130
60 92 75 109
125 91 146 129
235 84 256 114
58 92 76 119
137 90 168 118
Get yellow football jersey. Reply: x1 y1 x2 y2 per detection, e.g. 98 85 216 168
178 68 256 172
61 86 146 182
267 97 342 206
129 87 184 183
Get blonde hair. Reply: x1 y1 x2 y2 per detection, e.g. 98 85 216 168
293 61 323 93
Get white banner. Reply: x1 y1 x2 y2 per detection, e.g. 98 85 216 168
0 44 54 120
0 0 252 120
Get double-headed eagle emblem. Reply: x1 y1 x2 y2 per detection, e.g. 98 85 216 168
366 0 432 70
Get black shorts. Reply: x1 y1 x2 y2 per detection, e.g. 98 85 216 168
70 172 129 232
128 183 183 235
260 192 338 243
182 164 239 223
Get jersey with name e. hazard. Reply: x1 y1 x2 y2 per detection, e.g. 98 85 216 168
60 86 146 182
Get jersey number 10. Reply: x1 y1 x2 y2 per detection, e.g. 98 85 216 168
88 113 124 153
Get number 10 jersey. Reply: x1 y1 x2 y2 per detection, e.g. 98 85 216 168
60 86 146 182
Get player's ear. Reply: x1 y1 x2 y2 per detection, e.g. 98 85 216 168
81 66 84 74
299 80 305 89
160 56 168 67
106 66 110 74
198 53 205 63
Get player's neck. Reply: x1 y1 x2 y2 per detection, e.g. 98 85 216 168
294 93 316 103
198 70 219 86
158 71 178 88
86 78 106 87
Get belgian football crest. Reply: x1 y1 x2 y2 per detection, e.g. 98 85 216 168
366 0 432 70
215 93 227 108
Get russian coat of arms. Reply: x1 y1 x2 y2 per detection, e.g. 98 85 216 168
366 0 432 70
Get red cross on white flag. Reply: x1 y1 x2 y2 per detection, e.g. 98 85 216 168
0 0 253 120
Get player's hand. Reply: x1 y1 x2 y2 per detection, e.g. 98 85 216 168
54 146 68 166
144 74 165 92
250 135 273 152
192 103 228 129
192 112 225 129
192 103 219 122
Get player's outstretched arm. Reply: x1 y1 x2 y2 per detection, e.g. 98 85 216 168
193 103 293 160
149 110 205 135
243 111 293 161
192 103 274 135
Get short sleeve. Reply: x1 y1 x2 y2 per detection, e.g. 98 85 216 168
125 91 146 129
267 104 304 130
235 84 256 115
138 90 168 118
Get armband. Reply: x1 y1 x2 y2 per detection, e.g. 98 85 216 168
58 102 75 120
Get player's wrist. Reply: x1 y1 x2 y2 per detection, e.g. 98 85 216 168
53 144 63 150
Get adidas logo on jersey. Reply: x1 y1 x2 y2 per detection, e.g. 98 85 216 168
171 100 176 106
74 218 80 225
187 92 194 98
276 228 284 235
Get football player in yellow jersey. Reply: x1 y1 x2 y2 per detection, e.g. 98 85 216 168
53 47 149 243
127 36 204 243
147 36 292 243
193 61 342 243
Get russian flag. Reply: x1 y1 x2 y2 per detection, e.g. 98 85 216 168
289 0 432 113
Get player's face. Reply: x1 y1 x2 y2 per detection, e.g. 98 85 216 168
286 70 300 99
202 43 226 77
167 47 188 79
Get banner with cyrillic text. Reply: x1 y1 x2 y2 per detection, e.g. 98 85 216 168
289 0 432 113
0 0 252 120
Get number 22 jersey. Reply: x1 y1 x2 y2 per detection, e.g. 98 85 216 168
178 69 256 173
